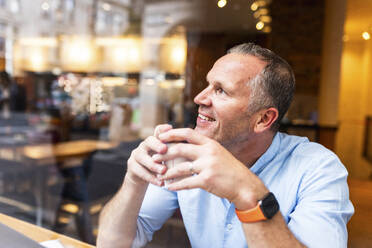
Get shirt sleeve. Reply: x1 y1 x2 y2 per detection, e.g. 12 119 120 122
287 152 354 248
132 184 179 248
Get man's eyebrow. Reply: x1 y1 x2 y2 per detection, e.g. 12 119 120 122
205 77 221 87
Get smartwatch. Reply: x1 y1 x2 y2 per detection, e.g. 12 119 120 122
235 192 279 223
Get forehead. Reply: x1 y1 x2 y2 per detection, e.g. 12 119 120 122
207 53 266 85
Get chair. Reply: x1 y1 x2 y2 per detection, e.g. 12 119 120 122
51 140 140 244
0 159 38 224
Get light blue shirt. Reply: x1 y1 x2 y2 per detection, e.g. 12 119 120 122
133 132 354 248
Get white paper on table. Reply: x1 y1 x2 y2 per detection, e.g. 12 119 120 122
40 239 65 248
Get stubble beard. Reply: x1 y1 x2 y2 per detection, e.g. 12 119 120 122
218 112 255 151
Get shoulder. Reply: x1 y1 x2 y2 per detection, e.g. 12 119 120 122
278 132 342 168
279 134 350 197
276 133 348 189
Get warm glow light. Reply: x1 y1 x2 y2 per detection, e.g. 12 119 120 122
217 0 227 8
61 37 97 71
71 44 90 62
160 36 187 74
58 217 70 224
62 203 79 214
251 0 267 11
90 204 103 214
27 47 46 71
129 49 140 61
251 2 258 11
100 37 142 72
256 21 265 30
19 37 57 47
253 8 269 18
30 53 44 69
171 46 186 64
113 46 126 63
259 15 272 23
362 32 370 40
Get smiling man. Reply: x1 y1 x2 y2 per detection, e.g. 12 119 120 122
97 43 354 248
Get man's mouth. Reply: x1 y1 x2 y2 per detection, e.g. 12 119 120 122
198 113 215 122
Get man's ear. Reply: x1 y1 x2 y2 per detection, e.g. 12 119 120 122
253 107 279 133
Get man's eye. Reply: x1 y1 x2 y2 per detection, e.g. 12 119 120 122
216 88 225 94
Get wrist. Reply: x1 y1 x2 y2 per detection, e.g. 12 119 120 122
124 172 149 189
233 186 269 211
235 192 280 223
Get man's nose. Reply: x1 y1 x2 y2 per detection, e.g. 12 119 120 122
194 87 211 106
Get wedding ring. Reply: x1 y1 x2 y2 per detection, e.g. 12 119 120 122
188 161 194 174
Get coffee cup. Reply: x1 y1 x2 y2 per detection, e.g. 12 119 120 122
163 143 190 187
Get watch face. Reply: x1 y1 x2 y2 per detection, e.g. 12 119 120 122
261 192 280 219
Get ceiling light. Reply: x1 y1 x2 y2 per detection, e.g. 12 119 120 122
256 21 265 30
217 0 227 8
253 8 269 18
251 0 267 11
259 15 272 23
41 1 50 11
251 2 258 11
362 32 370 40
102 3 111 11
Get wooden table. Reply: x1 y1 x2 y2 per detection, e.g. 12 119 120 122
0 213 95 247
22 140 118 164
0 139 118 165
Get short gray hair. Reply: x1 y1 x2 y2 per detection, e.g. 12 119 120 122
227 43 295 130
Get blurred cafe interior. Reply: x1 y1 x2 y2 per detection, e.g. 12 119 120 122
0 0 371 247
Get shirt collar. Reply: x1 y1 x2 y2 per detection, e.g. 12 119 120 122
249 132 281 175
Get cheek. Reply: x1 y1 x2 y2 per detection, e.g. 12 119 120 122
214 99 250 125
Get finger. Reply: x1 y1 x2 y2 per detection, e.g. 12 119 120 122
129 159 163 186
134 149 166 174
152 143 199 162
158 128 210 145
160 161 198 180
165 174 201 191
142 135 168 154
154 124 173 138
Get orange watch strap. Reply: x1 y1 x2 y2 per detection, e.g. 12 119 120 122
235 202 267 223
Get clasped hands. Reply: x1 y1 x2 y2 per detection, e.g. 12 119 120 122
126 124 268 210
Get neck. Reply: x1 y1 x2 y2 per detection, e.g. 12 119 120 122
227 131 276 168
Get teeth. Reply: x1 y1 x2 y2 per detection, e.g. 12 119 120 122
199 114 214 121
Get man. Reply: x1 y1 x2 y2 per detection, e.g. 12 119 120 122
97 43 354 248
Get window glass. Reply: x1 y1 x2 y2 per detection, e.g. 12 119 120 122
0 0 368 246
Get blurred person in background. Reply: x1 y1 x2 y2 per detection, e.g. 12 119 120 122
0 71 12 119
0 71 26 119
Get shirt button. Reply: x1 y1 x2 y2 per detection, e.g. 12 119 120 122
227 224 233 230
